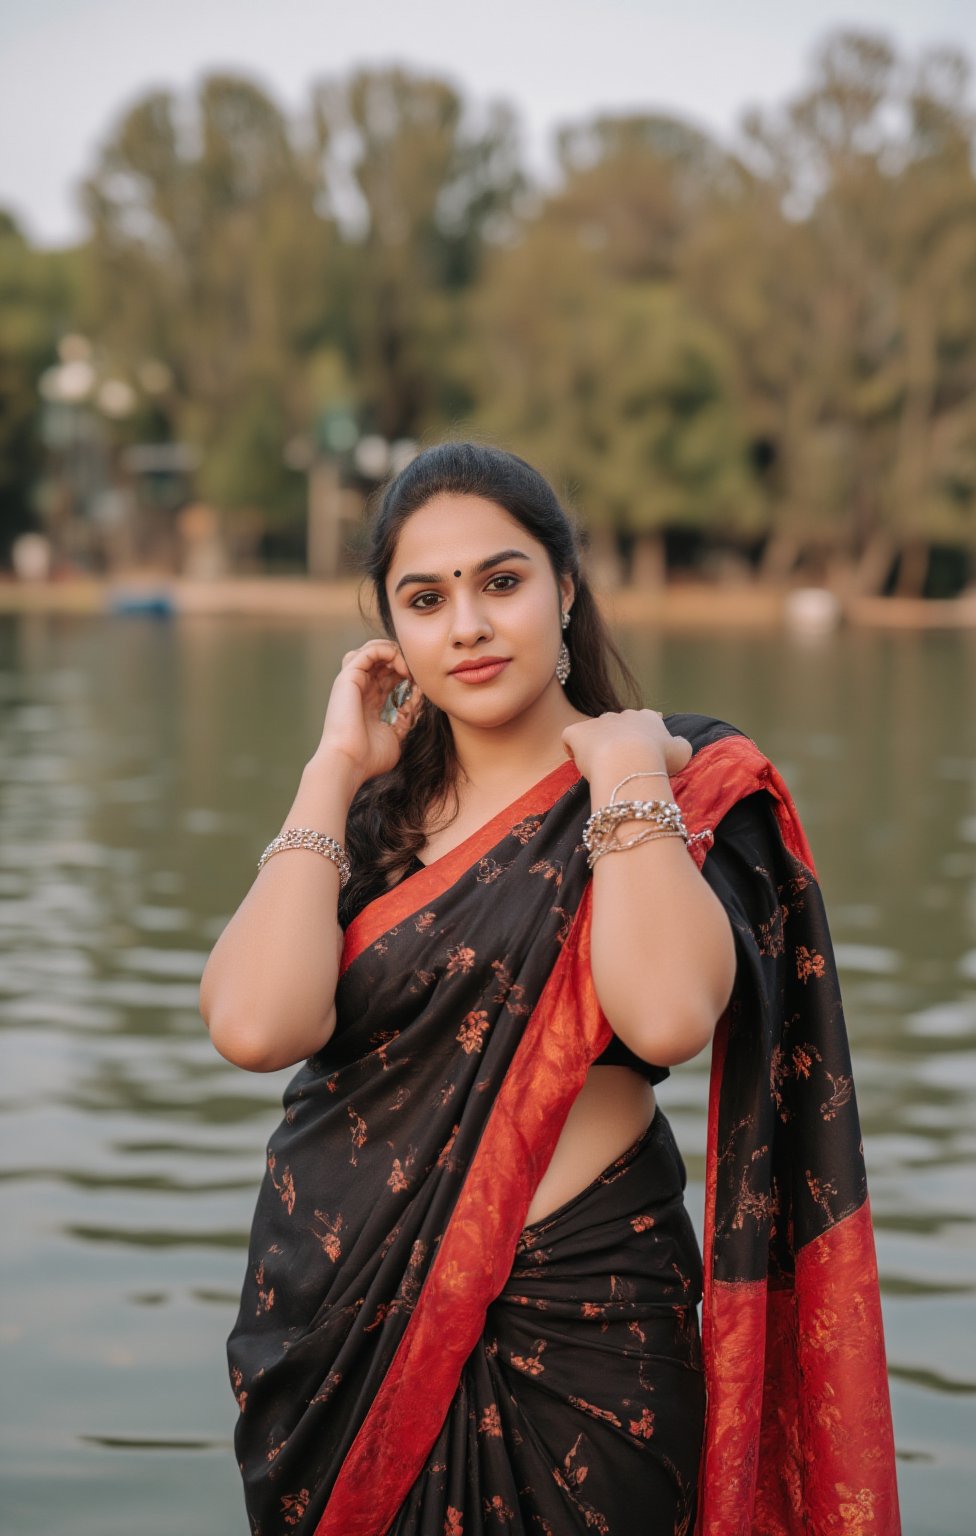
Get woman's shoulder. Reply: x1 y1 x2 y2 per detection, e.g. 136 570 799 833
663 710 786 843
662 710 752 756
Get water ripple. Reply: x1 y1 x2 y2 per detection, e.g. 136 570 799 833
2 616 974 1536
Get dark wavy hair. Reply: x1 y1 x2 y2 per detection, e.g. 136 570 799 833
341 440 640 919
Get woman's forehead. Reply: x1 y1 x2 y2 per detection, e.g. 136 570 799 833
390 495 541 567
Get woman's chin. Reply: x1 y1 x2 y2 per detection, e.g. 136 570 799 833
442 691 556 735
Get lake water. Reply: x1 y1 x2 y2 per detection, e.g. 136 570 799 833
1 612 973 1535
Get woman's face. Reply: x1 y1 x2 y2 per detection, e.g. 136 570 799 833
384 493 574 729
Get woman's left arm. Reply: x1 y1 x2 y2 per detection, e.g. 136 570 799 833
563 710 738 1067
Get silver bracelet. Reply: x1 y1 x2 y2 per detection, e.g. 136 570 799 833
582 797 688 866
257 827 351 887
609 770 714 852
587 826 686 866
610 769 671 800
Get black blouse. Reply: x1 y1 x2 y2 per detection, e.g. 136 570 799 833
341 854 670 1087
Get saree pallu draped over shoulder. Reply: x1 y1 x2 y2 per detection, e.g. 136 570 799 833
227 714 901 1536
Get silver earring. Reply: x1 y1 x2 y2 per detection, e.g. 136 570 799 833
556 610 571 685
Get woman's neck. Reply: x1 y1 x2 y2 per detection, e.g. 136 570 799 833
449 686 588 796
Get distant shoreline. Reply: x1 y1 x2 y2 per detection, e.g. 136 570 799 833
1 573 975 629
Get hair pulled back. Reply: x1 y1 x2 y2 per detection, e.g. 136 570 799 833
341 440 640 919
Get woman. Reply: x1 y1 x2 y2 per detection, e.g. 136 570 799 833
201 442 900 1536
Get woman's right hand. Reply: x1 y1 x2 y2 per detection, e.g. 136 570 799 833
312 638 424 787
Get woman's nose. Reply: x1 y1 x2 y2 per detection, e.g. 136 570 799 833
449 593 493 647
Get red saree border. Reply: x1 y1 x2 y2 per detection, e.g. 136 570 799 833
316 884 613 1536
670 733 817 881
696 1274 769 1531
787 1198 899 1535
341 757 581 970
695 1203 899 1536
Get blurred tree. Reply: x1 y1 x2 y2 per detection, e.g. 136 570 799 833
550 112 750 282
690 31 976 593
885 46 976 593
12 31 971 595
469 219 763 585
0 211 84 561
464 109 763 582
311 67 525 439
82 75 335 526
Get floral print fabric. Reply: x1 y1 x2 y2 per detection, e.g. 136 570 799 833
226 713 901 1535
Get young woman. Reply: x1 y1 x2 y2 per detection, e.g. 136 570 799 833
200 442 900 1536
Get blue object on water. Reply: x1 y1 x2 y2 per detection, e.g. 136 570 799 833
107 591 175 617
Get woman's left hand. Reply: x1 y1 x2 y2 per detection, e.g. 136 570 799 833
561 709 693 783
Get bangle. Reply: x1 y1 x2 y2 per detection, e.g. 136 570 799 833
257 827 351 886
582 793 714 868
582 797 688 868
587 826 686 866
610 770 671 799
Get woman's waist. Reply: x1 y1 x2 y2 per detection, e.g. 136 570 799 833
522 1063 660 1226
502 1101 702 1307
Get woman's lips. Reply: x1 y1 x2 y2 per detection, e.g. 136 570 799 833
450 659 511 685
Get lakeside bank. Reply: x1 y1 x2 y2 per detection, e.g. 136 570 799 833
2 573 976 629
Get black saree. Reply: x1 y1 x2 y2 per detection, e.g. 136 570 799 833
226 712 900 1536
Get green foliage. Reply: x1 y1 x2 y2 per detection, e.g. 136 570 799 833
469 234 762 535
725 30 976 567
8 31 976 587
311 66 524 438
0 213 85 552
80 75 334 527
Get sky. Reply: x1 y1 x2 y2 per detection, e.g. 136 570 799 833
1 0 974 247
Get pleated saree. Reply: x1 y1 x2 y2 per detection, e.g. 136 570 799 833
227 712 901 1535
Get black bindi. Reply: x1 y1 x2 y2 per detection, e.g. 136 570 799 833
453 569 462 578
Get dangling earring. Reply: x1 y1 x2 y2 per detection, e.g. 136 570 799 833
556 609 571 686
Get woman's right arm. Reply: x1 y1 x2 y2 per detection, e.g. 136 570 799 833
198 639 421 1073
199 751 358 1072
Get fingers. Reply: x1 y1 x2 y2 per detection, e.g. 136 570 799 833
340 640 413 710
341 637 411 679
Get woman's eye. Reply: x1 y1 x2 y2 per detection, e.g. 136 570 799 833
408 575 517 609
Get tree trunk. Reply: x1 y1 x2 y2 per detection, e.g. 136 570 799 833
824 549 859 600
307 457 344 578
893 540 930 599
758 530 800 583
854 532 897 597
583 525 624 590
631 530 667 590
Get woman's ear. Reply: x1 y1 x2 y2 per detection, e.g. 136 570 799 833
558 573 575 617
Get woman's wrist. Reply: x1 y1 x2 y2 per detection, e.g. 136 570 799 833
303 744 368 802
586 746 673 806
282 751 361 843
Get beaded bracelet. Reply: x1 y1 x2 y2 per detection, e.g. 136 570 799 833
582 797 689 866
257 827 351 887
586 826 687 866
582 762 716 867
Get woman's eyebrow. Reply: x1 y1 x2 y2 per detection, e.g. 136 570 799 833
393 549 531 594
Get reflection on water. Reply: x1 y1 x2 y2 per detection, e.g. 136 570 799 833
1 614 973 1535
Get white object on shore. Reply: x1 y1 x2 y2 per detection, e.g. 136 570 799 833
11 533 53 581
784 587 843 633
